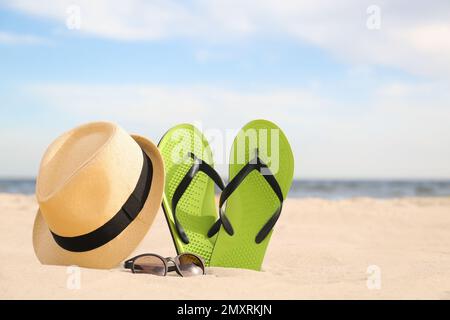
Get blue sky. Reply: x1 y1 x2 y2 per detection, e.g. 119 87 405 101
1 1 449 179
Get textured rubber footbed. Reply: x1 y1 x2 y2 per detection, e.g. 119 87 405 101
209 120 294 271
159 124 218 266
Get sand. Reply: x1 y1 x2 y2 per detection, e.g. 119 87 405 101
0 193 449 300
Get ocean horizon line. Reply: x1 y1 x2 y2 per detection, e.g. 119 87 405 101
1 178 450 199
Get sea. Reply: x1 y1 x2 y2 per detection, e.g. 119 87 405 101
1 179 450 199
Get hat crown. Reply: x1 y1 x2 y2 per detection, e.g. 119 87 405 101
36 122 143 237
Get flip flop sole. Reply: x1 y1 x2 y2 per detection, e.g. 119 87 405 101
159 124 218 266
210 119 294 270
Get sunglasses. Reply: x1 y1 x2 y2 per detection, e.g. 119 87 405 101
124 253 206 277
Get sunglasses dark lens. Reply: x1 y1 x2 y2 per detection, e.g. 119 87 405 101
133 255 166 276
178 254 205 277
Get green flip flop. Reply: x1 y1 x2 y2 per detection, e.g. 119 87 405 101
209 119 295 271
158 124 224 266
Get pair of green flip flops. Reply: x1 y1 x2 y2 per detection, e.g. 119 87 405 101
158 120 294 271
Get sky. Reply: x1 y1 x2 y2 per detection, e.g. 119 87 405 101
0 0 449 179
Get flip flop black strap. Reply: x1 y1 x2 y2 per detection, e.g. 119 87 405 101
51 149 153 252
171 152 225 244
218 149 284 244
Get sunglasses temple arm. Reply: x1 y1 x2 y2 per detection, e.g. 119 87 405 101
124 260 134 270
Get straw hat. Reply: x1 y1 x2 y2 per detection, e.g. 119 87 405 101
33 122 165 269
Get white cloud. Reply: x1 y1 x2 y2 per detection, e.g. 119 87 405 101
2 0 450 77
28 83 327 127
23 83 330 177
0 31 47 45
21 82 450 178
400 23 450 55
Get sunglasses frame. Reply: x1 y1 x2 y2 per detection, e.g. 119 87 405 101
124 253 206 277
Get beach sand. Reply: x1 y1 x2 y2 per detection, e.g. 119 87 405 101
0 193 449 300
